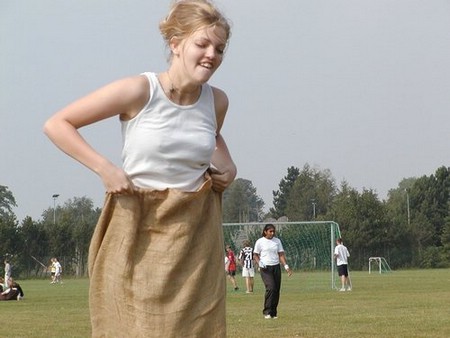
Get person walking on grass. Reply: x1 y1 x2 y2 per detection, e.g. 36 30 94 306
334 237 351 291
50 258 56 283
54 258 62 284
43 1 236 336
225 245 239 291
238 240 255 293
253 224 293 319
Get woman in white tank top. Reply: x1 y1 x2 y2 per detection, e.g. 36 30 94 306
44 1 236 337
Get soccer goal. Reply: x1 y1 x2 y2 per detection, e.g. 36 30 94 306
222 221 341 290
368 257 392 274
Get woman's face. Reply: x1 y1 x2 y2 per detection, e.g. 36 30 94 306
173 25 227 84
264 228 276 239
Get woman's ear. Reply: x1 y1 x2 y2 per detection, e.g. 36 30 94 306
169 37 182 57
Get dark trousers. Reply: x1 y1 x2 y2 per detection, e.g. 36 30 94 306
260 264 281 317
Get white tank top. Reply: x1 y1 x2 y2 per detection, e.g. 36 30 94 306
121 72 217 191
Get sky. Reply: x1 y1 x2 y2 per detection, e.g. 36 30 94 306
1 0 450 222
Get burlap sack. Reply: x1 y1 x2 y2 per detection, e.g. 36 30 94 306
88 177 226 337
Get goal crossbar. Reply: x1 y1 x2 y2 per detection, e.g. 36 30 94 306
368 257 392 274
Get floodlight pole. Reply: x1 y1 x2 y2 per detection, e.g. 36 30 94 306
311 199 316 219
405 189 410 225
52 194 60 225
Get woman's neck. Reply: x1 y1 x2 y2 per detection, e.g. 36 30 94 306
161 71 201 105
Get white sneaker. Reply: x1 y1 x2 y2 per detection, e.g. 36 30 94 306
264 315 271 319
339 288 346 292
347 287 352 291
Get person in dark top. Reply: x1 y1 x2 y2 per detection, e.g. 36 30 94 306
0 277 24 301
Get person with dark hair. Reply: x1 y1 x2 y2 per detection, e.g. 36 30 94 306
334 237 351 291
43 1 235 336
225 245 239 291
253 224 292 319
238 240 255 293
0 277 24 301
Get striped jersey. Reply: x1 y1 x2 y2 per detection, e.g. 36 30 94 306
238 246 254 269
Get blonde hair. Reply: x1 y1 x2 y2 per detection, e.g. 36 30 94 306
159 0 231 52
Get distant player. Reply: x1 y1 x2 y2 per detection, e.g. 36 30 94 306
50 258 56 283
238 240 255 293
4 259 11 288
54 258 62 284
334 238 351 291
225 245 239 291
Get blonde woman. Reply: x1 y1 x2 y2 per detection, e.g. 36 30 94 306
44 1 235 336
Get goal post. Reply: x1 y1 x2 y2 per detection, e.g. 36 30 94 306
369 257 392 274
222 221 341 290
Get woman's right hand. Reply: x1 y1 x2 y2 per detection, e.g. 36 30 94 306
99 164 135 194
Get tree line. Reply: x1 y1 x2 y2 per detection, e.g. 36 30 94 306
222 164 450 270
1 164 449 277
0 189 100 278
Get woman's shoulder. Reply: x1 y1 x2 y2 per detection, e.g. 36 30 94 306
210 86 229 131
113 74 151 121
211 86 228 110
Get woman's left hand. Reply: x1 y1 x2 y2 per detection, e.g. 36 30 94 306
211 170 234 192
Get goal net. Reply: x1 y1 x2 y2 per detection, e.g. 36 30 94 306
369 257 392 274
223 221 341 290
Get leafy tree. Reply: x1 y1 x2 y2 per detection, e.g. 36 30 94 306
285 164 336 221
327 182 359 229
411 166 450 247
330 186 391 269
0 185 17 218
408 212 435 266
41 196 99 276
0 185 19 268
385 177 416 226
384 178 418 268
16 216 49 276
269 166 299 219
440 217 450 265
0 216 18 261
222 178 265 223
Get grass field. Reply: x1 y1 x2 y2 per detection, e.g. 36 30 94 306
2 269 449 337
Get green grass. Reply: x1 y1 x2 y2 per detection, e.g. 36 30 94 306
3 269 450 337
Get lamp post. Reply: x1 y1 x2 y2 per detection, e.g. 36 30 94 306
311 199 316 219
52 194 60 225
405 189 410 225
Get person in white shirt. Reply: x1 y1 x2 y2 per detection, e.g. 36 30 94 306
4 259 11 288
54 258 62 284
334 238 351 291
43 1 236 336
253 224 292 319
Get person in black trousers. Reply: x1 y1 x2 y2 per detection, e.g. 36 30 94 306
253 224 293 319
